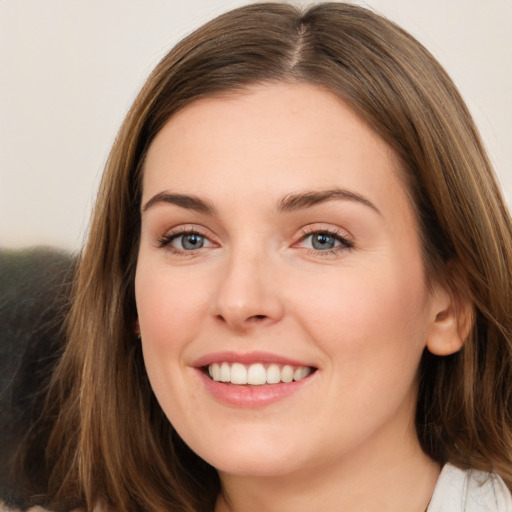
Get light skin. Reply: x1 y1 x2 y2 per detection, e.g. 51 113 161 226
135 82 465 511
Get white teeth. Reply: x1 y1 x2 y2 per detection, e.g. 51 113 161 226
247 363 267 385
281 365 294 383
266 364 281 384
230 363 247 384
294 367 311 381
207 362 313 385
220 362 231 382
209 363 220 381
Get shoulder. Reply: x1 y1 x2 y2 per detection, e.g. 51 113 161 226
428 463 512 511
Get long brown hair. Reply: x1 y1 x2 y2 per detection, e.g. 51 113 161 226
17 3 512 510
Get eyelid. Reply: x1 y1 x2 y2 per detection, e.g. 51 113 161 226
155 223 353 257
157 225 218 252
293 225 355 253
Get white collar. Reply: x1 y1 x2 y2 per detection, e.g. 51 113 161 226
427 463 512 511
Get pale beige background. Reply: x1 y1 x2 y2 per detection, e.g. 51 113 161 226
1 0 511 250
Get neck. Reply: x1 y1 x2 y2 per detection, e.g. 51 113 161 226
215 426 440 512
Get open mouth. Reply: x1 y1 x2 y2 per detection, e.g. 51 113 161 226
204 362 317 386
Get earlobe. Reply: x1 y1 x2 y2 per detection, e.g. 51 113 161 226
426 285 474 356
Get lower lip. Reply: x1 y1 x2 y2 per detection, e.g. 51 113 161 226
196 369 314 408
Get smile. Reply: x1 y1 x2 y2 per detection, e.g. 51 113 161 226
194 352 318 407
207 362 313 385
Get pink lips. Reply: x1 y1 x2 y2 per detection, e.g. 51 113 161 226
192 351 316 408
193 350 313 368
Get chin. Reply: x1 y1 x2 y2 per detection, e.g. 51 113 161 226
184 428 309 478
210 452 304 478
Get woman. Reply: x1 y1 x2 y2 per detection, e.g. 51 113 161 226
5 2 512 511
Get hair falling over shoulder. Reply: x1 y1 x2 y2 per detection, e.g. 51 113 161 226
8 3 512 511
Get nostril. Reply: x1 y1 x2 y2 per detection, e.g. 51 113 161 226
214 313 270 330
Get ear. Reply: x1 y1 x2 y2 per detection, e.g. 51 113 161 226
134 318 141 337
426 282 474 356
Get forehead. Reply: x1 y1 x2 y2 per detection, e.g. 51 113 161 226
142 82 407 212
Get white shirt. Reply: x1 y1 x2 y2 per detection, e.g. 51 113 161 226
428 463 512 511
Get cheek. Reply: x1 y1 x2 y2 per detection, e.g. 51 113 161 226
135 262 210 345
134 264 211 407
289 258 430 367
287 264 430 440
135 262 210 414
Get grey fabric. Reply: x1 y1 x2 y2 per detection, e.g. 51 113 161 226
0 247 74 510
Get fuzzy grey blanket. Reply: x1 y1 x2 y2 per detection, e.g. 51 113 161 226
0 247 74 510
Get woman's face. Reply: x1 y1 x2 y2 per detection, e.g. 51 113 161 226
135 82 443 478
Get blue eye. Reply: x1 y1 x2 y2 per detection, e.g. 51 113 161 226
309 233 339 250
173 233 205 250
158 231 213 252
298 230 353 254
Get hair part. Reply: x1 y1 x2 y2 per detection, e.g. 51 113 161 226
16 3 512 510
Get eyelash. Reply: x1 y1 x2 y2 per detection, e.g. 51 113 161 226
157 227 354 257
297 227 354 256
157 227 211 255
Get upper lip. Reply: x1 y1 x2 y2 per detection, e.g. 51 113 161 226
192 351 316 369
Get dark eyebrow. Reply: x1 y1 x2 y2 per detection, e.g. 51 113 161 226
142 192 216 215
277 189 381 215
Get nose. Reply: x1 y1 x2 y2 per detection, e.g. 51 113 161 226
212 246 285 332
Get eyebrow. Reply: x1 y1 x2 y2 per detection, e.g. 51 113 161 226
142 188 380 216
277 189 381 215
142 192 216 215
